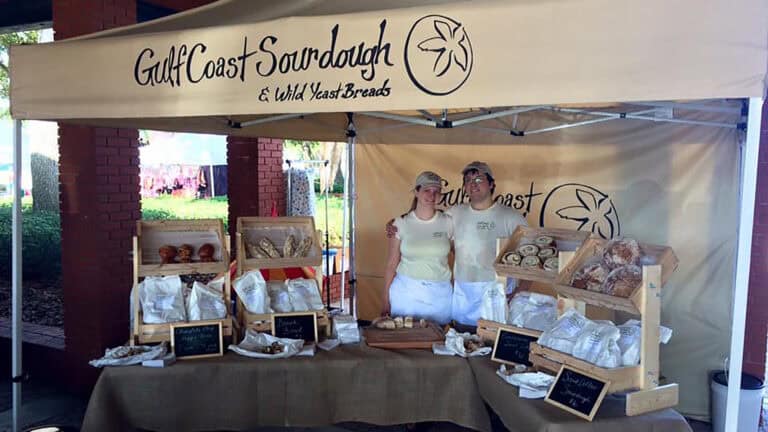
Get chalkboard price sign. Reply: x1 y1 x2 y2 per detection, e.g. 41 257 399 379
490 327 538 366
272 312 318 343
545 365 610 421
170 321 224 360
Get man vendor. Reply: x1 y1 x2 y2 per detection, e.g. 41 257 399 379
388 161 528 325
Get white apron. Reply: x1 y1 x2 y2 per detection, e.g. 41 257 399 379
452 278 517 325
389 273 453 324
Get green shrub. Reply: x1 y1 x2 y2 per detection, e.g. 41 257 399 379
0 204 61 280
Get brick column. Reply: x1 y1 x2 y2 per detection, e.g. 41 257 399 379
227 136 285 254
53 0 139 391
744 101 768 380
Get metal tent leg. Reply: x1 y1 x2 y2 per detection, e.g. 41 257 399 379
346 116 357 318
725 97 763 432
12 119 23 432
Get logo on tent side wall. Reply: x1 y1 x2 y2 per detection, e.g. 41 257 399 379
439 182 620 239
540 184 621 239
404 15 474 96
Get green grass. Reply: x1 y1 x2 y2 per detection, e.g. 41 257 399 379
141 195 347 247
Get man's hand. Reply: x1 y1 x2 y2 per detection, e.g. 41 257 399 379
385 218 398 238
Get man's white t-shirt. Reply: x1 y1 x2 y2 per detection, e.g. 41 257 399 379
446 202 528 282
393 211 453 281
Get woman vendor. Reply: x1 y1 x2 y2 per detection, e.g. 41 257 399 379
382 171 453 324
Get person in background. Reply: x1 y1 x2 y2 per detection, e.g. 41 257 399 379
382 171 453 324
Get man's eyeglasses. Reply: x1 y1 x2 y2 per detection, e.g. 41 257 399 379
465 177 486 185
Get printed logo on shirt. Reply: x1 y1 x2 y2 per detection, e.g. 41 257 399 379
476 221 496 231
432 231 447 238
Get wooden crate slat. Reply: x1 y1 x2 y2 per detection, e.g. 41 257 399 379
494 226 590 283
477 319 542 343
530 343 640 393
136 316 233 344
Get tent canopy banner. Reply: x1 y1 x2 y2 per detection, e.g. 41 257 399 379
355 117 739 419
10 0 767 123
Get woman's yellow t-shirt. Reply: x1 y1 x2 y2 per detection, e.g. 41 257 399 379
393 211 453 281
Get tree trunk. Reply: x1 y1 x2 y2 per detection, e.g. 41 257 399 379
31 152 60 213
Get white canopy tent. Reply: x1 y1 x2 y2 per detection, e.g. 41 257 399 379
8 0 768 430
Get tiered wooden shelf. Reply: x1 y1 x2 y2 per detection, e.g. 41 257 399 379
235 216 330 338
494 229 680 416
131 219 233 345
494 226 590 283
552 238 678 315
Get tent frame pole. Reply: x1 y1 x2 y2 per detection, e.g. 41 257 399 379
346 116 357 317
12 119 23 432
724 97 762 432
237 113 306 128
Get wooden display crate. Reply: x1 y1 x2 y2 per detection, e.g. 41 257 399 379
532 264 679 416
494 226 590 284
476 318 542 343
132 219 233 345
135 312 234 345
235 299 332 337
553 238 678 315
237 216 322 271
135 219 230 278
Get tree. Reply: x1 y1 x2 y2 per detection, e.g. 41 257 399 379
1 31 39 118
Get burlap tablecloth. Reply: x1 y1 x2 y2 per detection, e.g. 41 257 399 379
468 357 693 432
81 344 492 432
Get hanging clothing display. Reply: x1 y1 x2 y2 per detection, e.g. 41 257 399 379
287 167 316 216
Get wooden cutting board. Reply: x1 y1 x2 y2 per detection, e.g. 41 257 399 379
364 322 445 349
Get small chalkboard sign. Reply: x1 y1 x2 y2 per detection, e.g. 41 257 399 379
545 365 610 421
272 312 318 343
490 327 538 366
170 320 223 360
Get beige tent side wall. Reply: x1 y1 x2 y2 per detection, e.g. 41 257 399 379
355 119 739 419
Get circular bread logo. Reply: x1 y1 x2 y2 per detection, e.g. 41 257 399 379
404 15 473 96
539 184 621 239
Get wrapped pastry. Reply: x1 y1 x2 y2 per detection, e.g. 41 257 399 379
464 339 483 353
258 237 282 258
198 243 216 262
404 316 414 328
543 257 559 273
534 236 555 247
283 235 297 258
502 252 522 265
419 319 427 328
571 261 609 292
158 245 177 264
372 316 396 329
177 244 194 263
394 316 404 329
521 255 542 268
538 247 557 259
294 236 313 258
603 238 641 269
261 341 285 355
517 244 539 257
603 265 642 297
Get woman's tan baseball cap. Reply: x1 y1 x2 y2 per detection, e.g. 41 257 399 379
414 171 443 189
